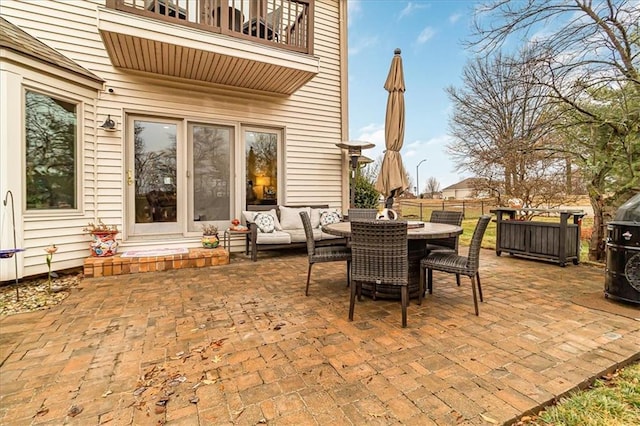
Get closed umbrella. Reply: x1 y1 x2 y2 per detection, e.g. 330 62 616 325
375 48 409 209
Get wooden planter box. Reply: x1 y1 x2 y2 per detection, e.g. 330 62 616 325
492 208 585 266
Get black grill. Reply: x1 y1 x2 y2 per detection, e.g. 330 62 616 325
605 194 640 304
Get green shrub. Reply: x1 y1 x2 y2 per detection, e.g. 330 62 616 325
354 175 380 208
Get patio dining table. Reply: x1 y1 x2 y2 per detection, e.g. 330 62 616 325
322 221 463 299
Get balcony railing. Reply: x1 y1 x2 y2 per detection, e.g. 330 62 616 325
106 0 313 54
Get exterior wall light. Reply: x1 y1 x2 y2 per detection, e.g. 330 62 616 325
100 115 117 131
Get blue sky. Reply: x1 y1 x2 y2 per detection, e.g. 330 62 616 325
347 0 481 191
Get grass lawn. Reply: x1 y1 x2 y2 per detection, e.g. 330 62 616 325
451 214 635 425
517 362 640 426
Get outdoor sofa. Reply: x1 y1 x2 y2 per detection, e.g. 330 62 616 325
244 204 347 261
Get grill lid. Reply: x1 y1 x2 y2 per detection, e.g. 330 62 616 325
614 193 640 222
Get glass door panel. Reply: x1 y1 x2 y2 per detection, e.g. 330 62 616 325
128 119 181 235
189 124 232 232
245 129 278 207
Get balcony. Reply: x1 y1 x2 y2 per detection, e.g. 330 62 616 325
99 0 318 95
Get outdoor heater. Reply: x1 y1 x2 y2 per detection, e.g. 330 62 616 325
605 193 640 304
335 141 375 208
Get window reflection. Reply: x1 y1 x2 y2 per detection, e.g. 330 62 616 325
25 90 77 210
192 125 231 224
246 131 278 206
134 121 177 223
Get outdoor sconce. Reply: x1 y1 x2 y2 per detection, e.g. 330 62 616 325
335 140 375 207
100 115 117 131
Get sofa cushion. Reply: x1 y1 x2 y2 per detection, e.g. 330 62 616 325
310 208 323 228
254 212 276 233
279 206 310 230
256 230 291 244
287 229 306 243
242 210 256 223
286 228 322 243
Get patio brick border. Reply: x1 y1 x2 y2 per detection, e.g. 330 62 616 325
82 247 229 278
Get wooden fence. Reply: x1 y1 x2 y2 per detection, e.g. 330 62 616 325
395 199 499 221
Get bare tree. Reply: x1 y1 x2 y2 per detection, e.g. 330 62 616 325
360 154 381 184
469 0 640 261
404 171 415 197
425 176 440 198
447 49 570 209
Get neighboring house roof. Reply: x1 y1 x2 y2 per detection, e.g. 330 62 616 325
442 177 485 191
0 16 103 83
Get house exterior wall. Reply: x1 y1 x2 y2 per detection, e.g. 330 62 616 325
442 188 475 200
0 0 346 279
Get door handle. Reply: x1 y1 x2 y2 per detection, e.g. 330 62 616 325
127 170 133 186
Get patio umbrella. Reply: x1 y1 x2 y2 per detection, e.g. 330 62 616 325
375 48 409 209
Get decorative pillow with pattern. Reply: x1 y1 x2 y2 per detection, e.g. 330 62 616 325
254 212 276 233
320 210 342 226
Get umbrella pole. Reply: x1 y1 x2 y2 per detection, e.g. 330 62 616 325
385 190 395 209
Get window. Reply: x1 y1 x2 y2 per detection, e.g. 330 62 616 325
245 129 279 206
25 90 78 210
189 123 232 230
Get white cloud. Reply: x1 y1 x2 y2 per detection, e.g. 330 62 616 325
449 13 461 24
399 2 430 20
355 122 385 146
354 122 385 159
426 134 454 147
347 0 362 27
348 0 362 15
417 27 436 44
349 35 379 55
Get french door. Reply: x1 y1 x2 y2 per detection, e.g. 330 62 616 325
126 117 234 238
127 118 181 236
187 123 233 232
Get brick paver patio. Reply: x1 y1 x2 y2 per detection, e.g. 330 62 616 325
1 248 638 425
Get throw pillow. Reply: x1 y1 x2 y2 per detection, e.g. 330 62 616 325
243 209 282 230
320 210 342 226
253 213 276 233
266 208 283 230
279 206 310 230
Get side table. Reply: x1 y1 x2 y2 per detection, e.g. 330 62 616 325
223 228 251 254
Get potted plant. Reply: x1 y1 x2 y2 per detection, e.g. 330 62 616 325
201 224 219 248
83 219 119 257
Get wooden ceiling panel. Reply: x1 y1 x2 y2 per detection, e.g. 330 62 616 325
100 31 316 95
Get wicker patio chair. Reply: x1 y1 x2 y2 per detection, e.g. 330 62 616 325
348 208 378 220
427 210 465 288
419 215 491 316
427 210 464 252
349 220 409 327
300 211 351 296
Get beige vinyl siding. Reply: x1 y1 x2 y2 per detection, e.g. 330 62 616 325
0 59 100 277
1 0 345 273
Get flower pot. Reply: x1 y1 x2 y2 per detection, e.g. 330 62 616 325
201 234 219 249
89 231 119 257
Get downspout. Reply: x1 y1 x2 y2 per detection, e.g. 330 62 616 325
93 90 102 224
339 0 349 210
